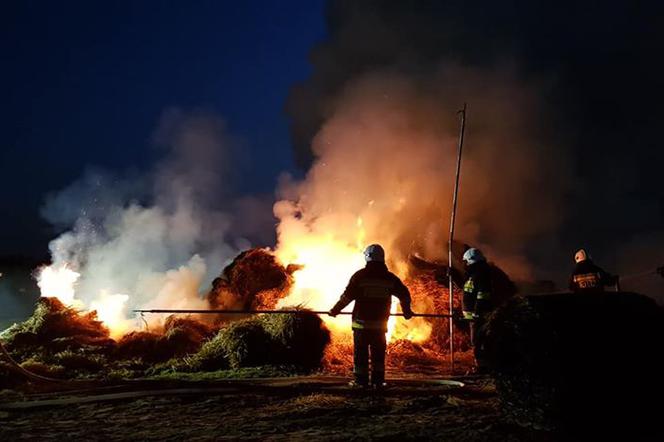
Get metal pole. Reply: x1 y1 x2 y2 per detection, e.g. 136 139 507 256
132 308 454 319
449 103 467 374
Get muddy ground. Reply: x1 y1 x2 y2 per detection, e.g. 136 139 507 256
0 375 550 441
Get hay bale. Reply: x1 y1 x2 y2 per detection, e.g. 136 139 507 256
187 310 329 372
190 319 272 370
259 309 330 370
115 331 164 362
114 317 213 363
162 316 214 356
207 248 293 311
484 292 664 437
1 297 114 360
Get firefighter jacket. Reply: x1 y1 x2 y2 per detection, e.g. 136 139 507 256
462 261 493 320
569 260 617 293
330 261 412 332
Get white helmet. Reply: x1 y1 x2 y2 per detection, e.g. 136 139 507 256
574 249 589 263
364 244 385 262
462 248 485 265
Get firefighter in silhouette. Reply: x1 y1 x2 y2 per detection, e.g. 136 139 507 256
329 244 413 389
569 249 618 293
461 247 493 371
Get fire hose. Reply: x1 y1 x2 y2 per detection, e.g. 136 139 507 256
0 340 63 384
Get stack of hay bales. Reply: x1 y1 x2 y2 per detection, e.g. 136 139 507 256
483 292 664 438
187 309 330 371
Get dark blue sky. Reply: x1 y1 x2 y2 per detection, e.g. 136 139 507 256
1 0 325 257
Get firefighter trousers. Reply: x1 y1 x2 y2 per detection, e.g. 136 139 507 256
353 329 386 386
470 315 489 371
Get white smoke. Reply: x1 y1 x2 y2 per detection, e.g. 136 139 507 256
38 109 250 327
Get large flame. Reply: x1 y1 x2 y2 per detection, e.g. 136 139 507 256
275 216 432 344
36 264 132 338
89 291 132 339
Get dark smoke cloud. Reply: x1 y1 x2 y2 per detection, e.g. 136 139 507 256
285 0 664 295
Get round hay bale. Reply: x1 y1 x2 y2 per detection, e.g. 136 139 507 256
484 292 664 437
207 248 292 310
259 309 330 370
191 318 272 370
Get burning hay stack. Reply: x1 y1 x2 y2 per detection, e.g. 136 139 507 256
0 297 221 382
207 248 296 312
115 316 214 363
0 297 114 359
1 244 518 385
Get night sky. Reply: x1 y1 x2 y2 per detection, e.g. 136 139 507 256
1 1 663 296
1 0 325 258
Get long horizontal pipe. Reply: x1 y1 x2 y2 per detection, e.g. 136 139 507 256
133 308 455 319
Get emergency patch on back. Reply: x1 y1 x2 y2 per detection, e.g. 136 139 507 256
573 273 600 288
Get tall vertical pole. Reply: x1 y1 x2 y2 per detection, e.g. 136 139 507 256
448 103 467 374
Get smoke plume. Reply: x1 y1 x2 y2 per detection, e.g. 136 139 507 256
280 3 572 280
39 109 265 325
283 0 664 290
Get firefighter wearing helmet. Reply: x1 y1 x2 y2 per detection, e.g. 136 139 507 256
569 249 618 293
329 244 413 389
461 247 493 371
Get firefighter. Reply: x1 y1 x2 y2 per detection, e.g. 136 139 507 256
569 249 618 293
329 244 413 389
461 247 493 371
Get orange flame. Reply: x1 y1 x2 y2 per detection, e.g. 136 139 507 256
275 216 432 344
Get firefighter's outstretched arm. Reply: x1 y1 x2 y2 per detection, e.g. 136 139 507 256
395 279 414 319
329 275 358 316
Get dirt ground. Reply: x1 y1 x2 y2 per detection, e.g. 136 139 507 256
0 375 550 441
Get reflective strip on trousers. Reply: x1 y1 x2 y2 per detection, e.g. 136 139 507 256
352 320 387 330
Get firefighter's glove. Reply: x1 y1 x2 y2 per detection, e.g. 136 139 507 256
328 309 339 317
461 311 478 321
403 309 414 320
